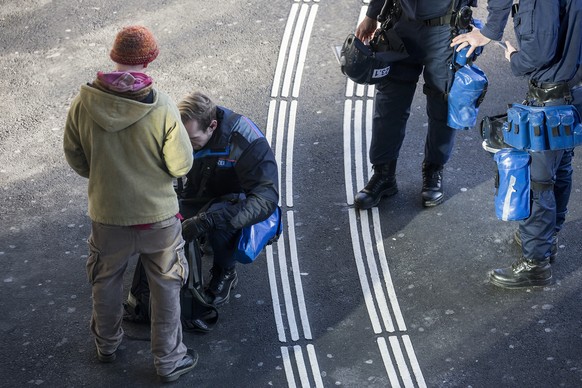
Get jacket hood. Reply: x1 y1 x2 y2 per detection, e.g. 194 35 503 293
79 84 156 132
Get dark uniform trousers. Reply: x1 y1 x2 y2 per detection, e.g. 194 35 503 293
520 87 581 261
370 18 456 167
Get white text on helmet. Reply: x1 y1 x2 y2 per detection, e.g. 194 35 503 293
373 66 391 78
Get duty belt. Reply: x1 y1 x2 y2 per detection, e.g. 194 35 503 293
423 12 453 27
528 68 582 104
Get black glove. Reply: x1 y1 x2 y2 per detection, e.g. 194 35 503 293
182 212 214 241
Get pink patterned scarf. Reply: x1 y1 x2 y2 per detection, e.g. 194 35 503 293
92 71 154 101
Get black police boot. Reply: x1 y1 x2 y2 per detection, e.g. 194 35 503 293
206 266 238 306
513 230 558 263
489 257 552 289
421 162 444 207
354 161 398 210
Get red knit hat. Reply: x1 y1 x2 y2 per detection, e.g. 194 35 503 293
110 25 159 66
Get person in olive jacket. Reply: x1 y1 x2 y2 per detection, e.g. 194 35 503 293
63 25 197 382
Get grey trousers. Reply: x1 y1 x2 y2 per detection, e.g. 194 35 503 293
86 216 188 376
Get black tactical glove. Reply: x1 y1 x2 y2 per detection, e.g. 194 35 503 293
182 212 214 241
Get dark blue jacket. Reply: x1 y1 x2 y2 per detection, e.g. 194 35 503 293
482 0 582 84
366 0 454 21
183 107 279 230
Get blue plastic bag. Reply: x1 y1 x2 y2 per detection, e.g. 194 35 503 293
448 63 488 130
494 148 531 221
234 206 283 264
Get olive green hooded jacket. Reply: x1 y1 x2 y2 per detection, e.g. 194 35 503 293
63 85 193 225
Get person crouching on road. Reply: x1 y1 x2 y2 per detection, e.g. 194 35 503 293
178 91 279 306
63 25 198 382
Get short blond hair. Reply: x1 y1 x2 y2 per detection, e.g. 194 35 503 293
178 91 217 130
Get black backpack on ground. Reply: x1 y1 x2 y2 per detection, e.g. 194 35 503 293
123 239 218 333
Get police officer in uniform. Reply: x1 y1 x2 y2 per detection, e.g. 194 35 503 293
179 91 279 304
452 0 582 288
354 0 476 209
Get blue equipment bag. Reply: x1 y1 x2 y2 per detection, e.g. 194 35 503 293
494 148 531 221
234 206 283 264
504 104 582 150
447 47 488 130
505 105 530 149
528 110 546 151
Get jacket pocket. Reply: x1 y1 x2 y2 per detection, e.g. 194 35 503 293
512 0 534 38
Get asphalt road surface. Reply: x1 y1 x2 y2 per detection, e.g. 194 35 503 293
1 1 582 387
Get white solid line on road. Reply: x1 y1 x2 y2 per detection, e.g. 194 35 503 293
293 345 310 388
267 243 286 342
343 99 355 205
365 98 373 174
272 3 299 98
277 227 300 341
354 100 366 195
403 335 428 388
389 335 415 388
348 208 383 333
281 344 324 388
275 100 288 203
281 346 298 388
378 335 427 388
266 99 277 146
377 336 402 388
287 210 313 339
373 209 407 331
346 79 355 98
307 344 324 388
282 4 309 98
292 4 318 98
286 101 297 207
360 209 396 333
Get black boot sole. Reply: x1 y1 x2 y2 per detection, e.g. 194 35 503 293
354 186 398 210
489 273 553 289
422 194 444 208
